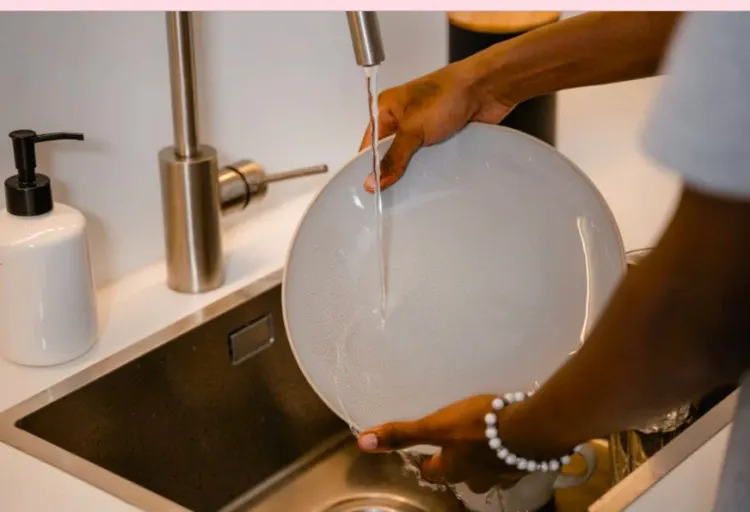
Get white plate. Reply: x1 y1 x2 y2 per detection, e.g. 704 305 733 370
283 123 625 434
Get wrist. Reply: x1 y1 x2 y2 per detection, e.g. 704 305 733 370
467 38 536 109
496 397 576 461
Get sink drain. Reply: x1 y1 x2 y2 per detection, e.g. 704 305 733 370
322 495 428 512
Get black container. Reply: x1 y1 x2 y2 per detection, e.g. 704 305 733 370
448 19 557 147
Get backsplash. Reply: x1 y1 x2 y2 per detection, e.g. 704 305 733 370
0 12 680 289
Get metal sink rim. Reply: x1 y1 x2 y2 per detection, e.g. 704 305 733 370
0 270 285 512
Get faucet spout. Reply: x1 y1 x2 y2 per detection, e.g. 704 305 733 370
166 12 200 159
346 12 385 67
160 11 223 294
159 12 330 294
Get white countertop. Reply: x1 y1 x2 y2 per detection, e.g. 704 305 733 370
0 187 731 512
627 424 731 511
0 189 318 512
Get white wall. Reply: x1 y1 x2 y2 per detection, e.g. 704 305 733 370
0 12 680 288
557 78 681 251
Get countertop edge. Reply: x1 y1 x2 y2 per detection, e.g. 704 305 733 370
591 391 737 511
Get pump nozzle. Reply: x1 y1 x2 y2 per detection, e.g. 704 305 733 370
9 130 84 186
5 129 84 217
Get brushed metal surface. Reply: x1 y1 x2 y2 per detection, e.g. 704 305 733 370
162 11 224 294
3 278 344 512
160 11 328 293
218 166 251 216
166 11 199 159
235 442 463 512
228 313 275 365
159 145 224 293
220 160 329 216
346 12 385 67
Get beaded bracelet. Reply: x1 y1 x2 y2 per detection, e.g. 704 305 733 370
484 391 582 472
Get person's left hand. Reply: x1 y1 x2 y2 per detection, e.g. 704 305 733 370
356 394 526 493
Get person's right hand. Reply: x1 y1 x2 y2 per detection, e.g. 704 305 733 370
357 394 528 493
359 59 516 193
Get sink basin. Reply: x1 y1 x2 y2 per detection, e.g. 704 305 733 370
0 272 462 512
0 269 739 512
230 437 463 512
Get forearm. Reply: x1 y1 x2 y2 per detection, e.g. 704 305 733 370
502 187 750 459
470 12 682 105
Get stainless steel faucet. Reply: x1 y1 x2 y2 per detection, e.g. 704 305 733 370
159 12 328 294
346 12 386 67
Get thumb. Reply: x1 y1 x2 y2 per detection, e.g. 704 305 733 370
364 128 423 193
360 105 397 152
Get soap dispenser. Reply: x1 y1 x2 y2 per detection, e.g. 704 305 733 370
0 129 98 366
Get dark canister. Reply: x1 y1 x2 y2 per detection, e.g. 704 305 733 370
448 12 560 146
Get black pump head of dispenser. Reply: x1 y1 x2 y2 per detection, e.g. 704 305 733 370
5 130 84 217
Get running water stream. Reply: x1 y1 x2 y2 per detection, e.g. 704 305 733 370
331 65 390 439
365 65 387 325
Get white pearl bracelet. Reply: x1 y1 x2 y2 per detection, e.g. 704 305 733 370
484 391 582 473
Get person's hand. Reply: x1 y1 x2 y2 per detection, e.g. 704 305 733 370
359 59 516 193
356 394 527 493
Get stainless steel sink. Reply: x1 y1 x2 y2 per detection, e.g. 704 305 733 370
227 437 463 512
2 268 740 512
0 271 463 512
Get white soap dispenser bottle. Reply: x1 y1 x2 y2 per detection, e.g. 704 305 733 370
0 129 98 366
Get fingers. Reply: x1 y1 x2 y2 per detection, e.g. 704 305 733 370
421 450 464 483
364 128 423 193
422 450 522 491
358 396 495 453
359 122 374 152
421 451 449 482
359 111 397 152
358 419 441 452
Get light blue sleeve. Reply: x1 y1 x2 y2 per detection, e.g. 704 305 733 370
643 13 750 200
